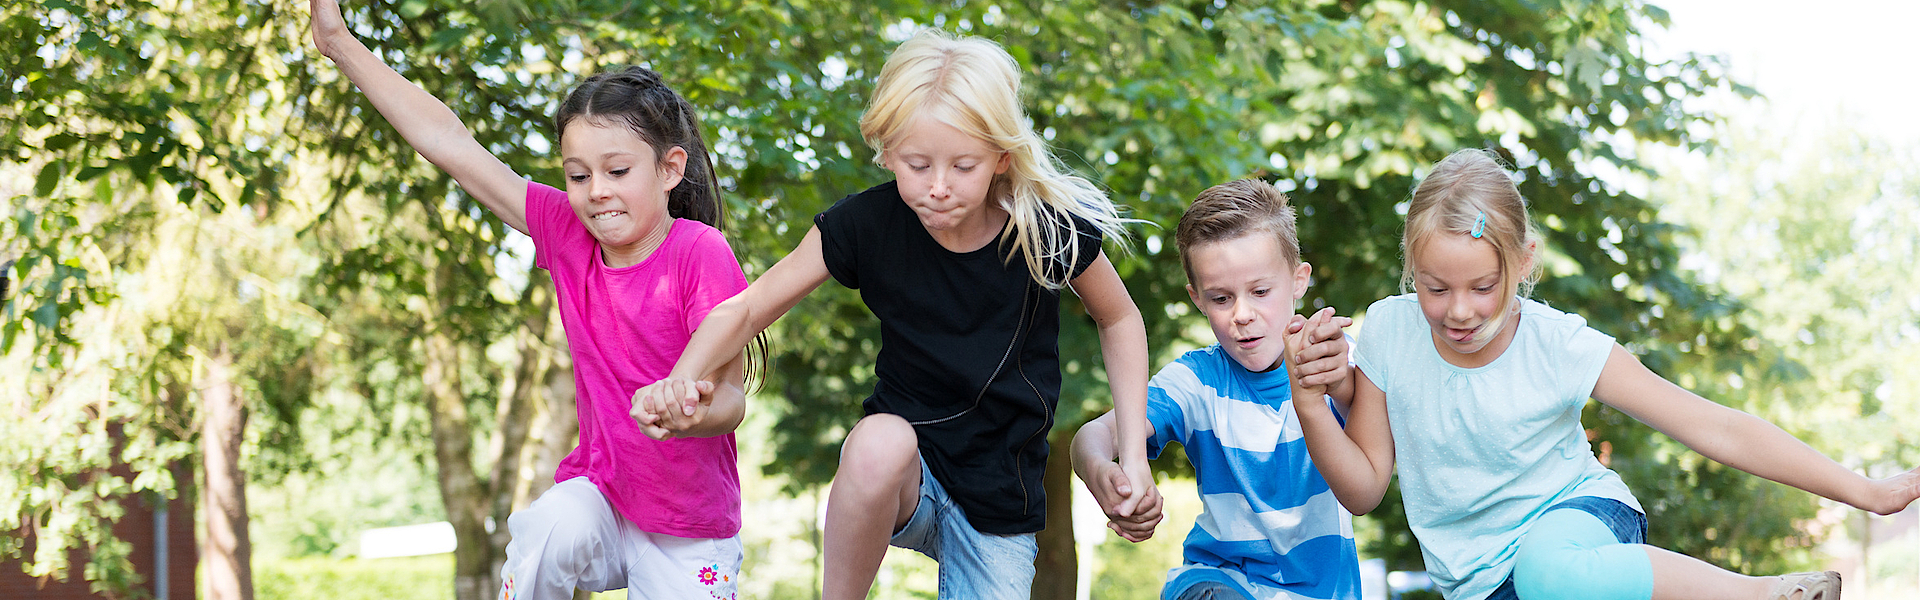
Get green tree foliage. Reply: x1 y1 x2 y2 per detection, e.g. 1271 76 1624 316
3 0 328 594
1640 122 1920 572
10 0 1848 594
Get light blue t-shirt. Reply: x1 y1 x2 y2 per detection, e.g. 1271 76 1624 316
1353 294 1640 600
1146 345 1362 600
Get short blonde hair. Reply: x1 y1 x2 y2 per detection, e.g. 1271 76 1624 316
859 30 1130 289
1403 149 1541 334
1175 179 1299 285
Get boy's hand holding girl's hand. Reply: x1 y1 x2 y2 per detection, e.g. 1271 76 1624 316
1284 307 1353 395
630 377 715 441
1086 459 1164 542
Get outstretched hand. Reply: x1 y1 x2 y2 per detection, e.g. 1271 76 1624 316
1859 466 1920 516
630 377 716 441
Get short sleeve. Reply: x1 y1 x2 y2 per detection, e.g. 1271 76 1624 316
678 226 751 335
1066 214 1105 280
1352 297 1405 394
1144 383 1187 460
1143 359 1202 460
524 180 581 271
1040 213 1108 285
1558 319 1616 408
813 193 866 290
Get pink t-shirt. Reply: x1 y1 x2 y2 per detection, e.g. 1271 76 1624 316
525 181 746 539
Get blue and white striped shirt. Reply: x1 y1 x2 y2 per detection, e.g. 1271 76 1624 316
1146 345 1361 600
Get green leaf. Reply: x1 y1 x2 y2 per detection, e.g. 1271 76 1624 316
31 297 59 331
34 161 64 196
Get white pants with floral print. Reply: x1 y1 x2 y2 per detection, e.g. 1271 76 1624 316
499 477 741 600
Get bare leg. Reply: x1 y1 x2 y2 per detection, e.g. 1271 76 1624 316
821 414 923 600
1646 545 1775 600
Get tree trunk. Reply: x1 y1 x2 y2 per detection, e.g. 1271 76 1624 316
1033 428 1078 600
200 343 253 600
423 326 492 600
528 328 577 505
488 280 552 585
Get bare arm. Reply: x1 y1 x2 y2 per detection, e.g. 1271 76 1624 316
666 227 831 382
1284 321 1396 514
1594 343 1919 515
310 0 529 233
1070 251 1156 516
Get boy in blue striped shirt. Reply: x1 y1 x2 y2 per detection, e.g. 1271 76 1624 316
1073 179 1363 600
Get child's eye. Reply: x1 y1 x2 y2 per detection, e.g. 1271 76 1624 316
568 173 589 183
1252 288 1269 297
610 168 630 177
1211 296 1229 304
910 164 930 172
1426 287 1446 295
1474 286 1495 293
956 164 976 173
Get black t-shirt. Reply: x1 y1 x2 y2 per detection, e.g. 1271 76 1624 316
814 181 1104 534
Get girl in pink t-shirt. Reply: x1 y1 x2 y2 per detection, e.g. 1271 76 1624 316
312 1 756 598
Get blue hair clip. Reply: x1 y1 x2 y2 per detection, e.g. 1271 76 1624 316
1470 211 1487 239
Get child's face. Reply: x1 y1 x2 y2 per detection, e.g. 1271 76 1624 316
1185 233 1311 373
1410 232 1515 362
560 121 683 255
883 114 1010 237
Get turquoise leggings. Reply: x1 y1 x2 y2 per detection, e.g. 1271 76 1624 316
1488 497 1654 600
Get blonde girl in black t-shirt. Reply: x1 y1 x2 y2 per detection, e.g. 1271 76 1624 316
633 29 1156 600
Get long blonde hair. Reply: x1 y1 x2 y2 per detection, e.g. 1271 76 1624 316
859 30 1131 289
1403 149 1541 342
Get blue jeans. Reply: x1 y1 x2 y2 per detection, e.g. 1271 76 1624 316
1485 496 1649 600
1169 580 1252 600
889 457 1039 600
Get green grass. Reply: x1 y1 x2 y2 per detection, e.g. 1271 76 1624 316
254 555 454 600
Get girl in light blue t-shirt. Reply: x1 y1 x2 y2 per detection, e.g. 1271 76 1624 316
1282 149 1919 600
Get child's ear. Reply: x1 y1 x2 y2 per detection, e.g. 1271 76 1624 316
659 145 689 192
1292 262 1313 300
994 151 1012 175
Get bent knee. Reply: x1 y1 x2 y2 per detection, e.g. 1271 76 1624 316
1512 519 1650 600
508 480 610 556
838 414 919 483
841 414 918 466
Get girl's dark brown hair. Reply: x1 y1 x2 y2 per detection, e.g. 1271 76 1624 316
554 66 767 390
554 66 723 228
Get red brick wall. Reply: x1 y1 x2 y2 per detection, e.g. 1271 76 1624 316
1 465 196 600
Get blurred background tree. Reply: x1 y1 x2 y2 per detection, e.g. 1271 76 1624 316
6 0 1913 598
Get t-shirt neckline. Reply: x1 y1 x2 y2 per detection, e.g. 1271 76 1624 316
594 218 684 271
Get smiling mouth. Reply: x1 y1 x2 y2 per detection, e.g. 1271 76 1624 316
590 210 625 221
1446 326 1479 343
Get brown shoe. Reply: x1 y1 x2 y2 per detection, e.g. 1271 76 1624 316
1768 571 1841 600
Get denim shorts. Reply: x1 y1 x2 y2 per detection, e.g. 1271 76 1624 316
1484 496 1646 600
889 457 1039 600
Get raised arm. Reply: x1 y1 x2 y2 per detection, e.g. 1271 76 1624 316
309 0 529 233
1069 250 1155 517
1594 343 1920 515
